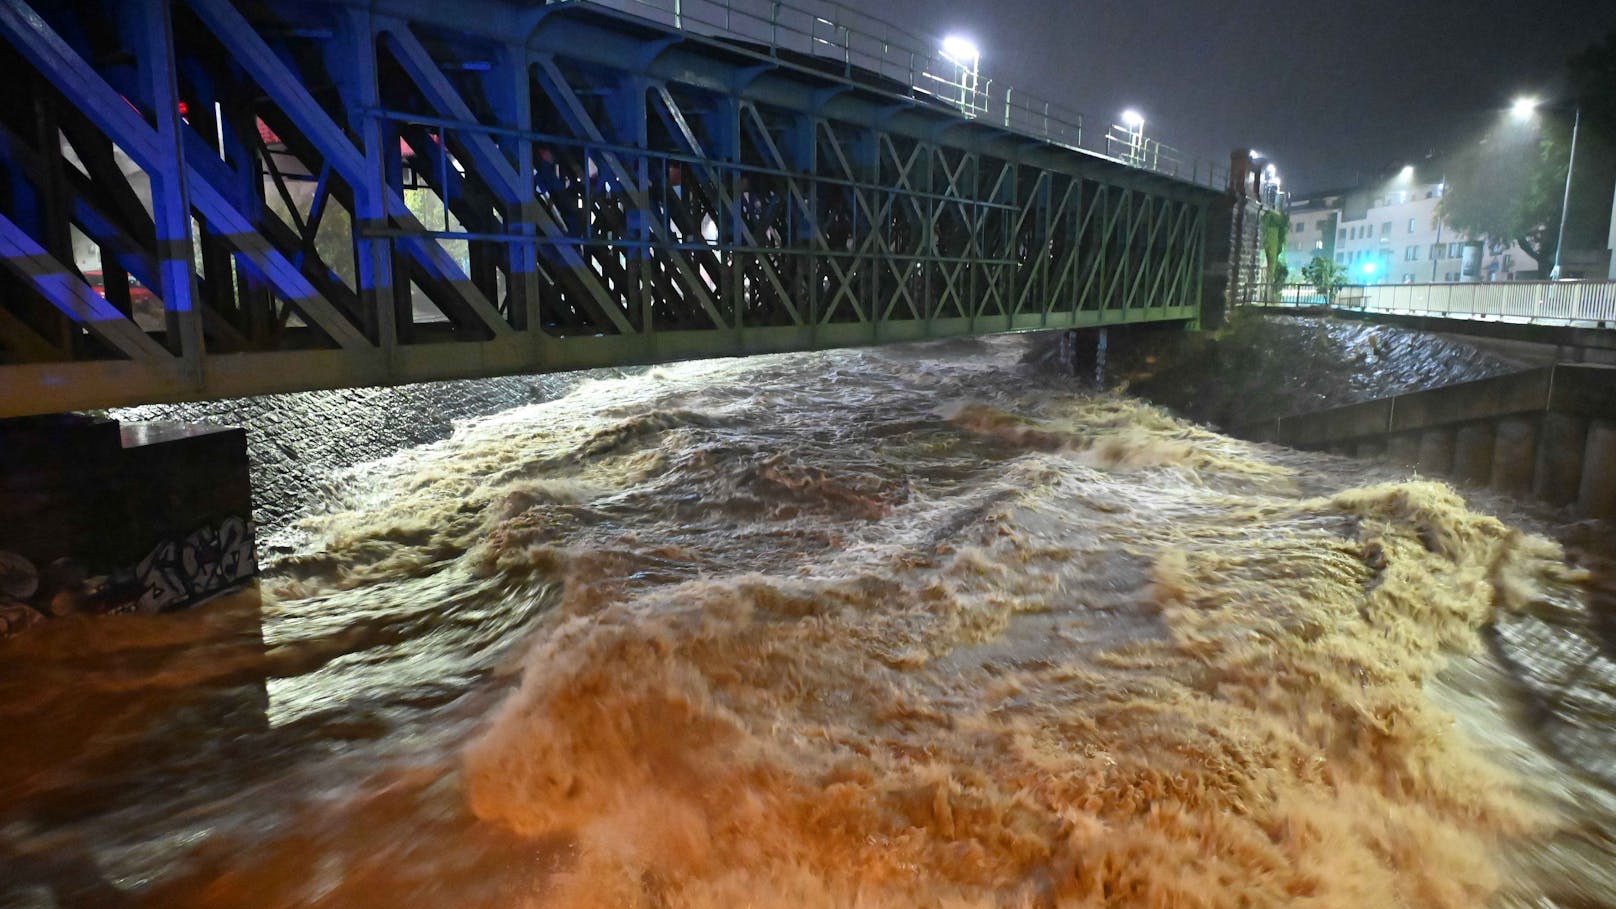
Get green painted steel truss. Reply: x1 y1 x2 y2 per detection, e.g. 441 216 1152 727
0 0 1217 417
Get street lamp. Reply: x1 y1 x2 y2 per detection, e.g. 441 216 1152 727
1120 108 1145 166
1552 107 1582 281
940 35 981 116
1512 95 1581 280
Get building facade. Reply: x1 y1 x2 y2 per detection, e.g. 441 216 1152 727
1288 179 1536 284
1284 194 1341 275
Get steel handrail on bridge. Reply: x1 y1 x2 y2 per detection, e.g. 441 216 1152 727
1266 281 1616 329
552 0 1230 190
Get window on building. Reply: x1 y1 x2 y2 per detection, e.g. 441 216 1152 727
1316 219 1329 231
1403 273 1415 283
1335 252 1345 264
1404 246 1419 261
1448 242 1462 258
1430 244 1441 260
1408 218 1417 233
1337 228 1346 243
1504 254 1514 270
1293 220 1303 233
1314 240 1324 251
1380 222 1392 241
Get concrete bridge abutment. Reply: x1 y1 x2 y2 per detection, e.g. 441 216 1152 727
1238 364 1616 517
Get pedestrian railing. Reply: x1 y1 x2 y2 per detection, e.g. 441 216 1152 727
1260 281 1616 329
550 0 1230 190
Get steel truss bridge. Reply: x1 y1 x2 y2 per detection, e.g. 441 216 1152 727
0 0 1222 417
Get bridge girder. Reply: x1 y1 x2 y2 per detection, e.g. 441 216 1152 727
0 0 1218 417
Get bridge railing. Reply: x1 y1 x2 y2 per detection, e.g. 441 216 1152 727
1262 281 1616 328
551 0 1231 190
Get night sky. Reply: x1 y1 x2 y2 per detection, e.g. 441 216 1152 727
859 0 1616 193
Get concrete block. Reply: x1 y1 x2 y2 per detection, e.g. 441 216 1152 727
1452 423 1495 487
1533 412 1589 506
1491 415 1539 496
1547 364 1616 420
1279 398 1393 448
1389 367 1554 433
1578 419 1616 518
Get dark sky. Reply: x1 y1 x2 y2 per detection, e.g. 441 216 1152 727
859 0 1616 192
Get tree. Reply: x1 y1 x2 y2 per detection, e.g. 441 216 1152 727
1261 209 1290 298
1301 255 1347 303
1438 30 1616 275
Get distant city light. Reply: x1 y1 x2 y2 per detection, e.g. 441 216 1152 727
1361 261 1378 276
941 35 980 64
1121 109 1145 128
1511 96 1540 120
1398 165 1414 179
1249 149 1264 159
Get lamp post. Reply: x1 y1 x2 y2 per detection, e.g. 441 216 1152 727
1121 109 1145 166
941 36 981 117
1431 175 1448 282
1551 106 1581 280
1514 96 1582 280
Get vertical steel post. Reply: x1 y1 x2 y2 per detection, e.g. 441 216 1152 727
333 10 396 352
1551 106 1580 281
491 44 542 334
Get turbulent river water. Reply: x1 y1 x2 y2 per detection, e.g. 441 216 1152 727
2 336 1614 908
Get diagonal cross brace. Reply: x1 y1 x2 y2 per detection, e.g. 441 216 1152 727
0 0 372 350
0 211 173 360
185 0 530 337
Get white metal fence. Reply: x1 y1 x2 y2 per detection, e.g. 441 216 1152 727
1337 282 1616 328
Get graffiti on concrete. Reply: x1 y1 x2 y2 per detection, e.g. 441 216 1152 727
129 516 257 613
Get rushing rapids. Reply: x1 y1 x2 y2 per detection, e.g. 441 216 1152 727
1 336 1612 908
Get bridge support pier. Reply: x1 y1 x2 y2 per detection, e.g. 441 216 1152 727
1491 416 1539 497
1386 433 1421 468
1452 423 1495 486
1579 420 1616 518
0 415 255 632
1534 413 1589 507
1418 427 1456 477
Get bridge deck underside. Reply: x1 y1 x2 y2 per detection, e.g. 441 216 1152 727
0 0 1214 417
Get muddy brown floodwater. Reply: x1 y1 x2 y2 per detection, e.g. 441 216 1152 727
1 336 1612 908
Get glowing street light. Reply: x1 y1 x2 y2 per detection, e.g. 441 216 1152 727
941 35 980 65
1121 108 1145 128
1398 164 1414 179
1510 93 1580 279
940 35 981 117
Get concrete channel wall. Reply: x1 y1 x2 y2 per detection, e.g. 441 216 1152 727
1238 364 1616 517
